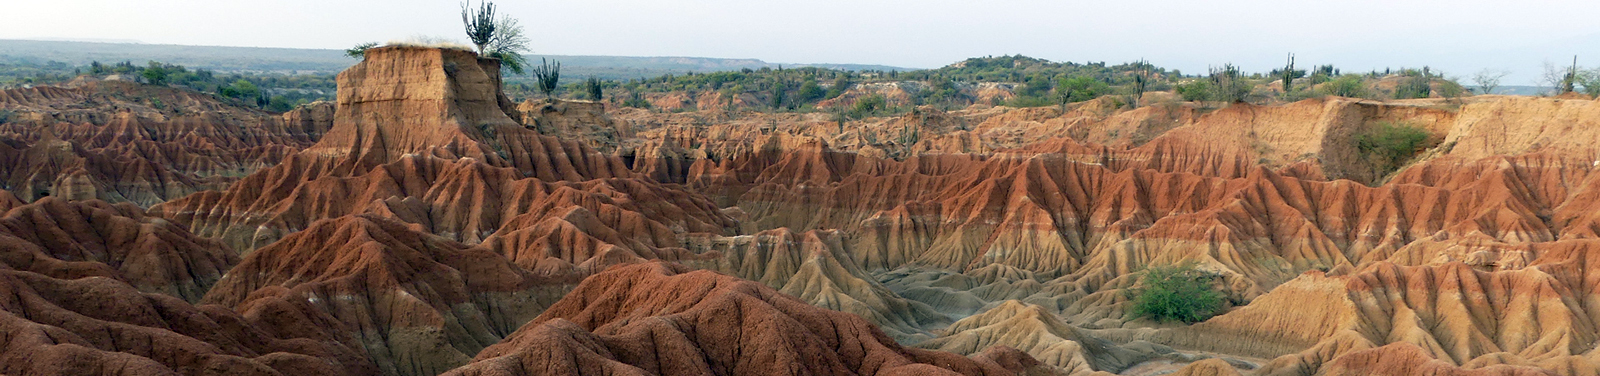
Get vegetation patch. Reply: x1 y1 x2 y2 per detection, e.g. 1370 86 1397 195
1127 262 1225 323
1354 121 1436 180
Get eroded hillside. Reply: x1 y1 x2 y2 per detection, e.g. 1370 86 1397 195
1 46 1597 376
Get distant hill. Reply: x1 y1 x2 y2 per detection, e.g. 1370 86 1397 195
0 39 913 79
1492 85 1554 96
0 39 351 74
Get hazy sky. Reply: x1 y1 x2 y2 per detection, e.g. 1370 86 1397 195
5 0 1600 83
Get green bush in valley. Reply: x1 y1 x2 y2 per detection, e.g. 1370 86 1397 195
796 80 826 103
1127 262 1225 323
622 92 651 109
847 94 887 119
1355 121 1434 179
1002 95 1054 108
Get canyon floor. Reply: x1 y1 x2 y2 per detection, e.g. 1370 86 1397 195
1 46 1598 376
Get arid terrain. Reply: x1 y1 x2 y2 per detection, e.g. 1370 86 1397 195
2 45 1598 376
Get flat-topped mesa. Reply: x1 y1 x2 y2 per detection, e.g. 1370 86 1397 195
310 46 520 171
151 46 647 251
300 45 625 180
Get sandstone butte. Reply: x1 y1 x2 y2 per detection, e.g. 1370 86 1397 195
0 45 1598 376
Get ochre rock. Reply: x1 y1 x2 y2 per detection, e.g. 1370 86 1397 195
0 81 327 206
0 194 234 302
917 300 1166 375
445 261 1052 376
202 214 570 376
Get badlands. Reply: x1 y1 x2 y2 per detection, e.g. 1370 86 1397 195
1 46 1599 376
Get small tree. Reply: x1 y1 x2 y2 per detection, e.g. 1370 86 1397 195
1127 262 1225 323
460 0 529 75
1542 59 1579 95
1057 76 1109 105
485 15 529 74
531 58 561 99
1438 75 1468 102
1472 69 1507 95
141 61 169 85
1577 68 1600 98
1175 79 1213 102
345 42 378 59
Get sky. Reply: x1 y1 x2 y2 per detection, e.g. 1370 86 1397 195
4 0 1600 83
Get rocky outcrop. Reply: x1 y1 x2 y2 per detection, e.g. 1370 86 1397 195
202 214 570 376
0 195 235 303
1104 252 1600 376
0 187 374 375
685 228 951 342
150 47 733 262
917 300 1171 375
0 267 380 376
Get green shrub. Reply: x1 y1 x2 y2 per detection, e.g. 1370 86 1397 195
1056 76 1110 103
796 80 826 103
345 42 378 59
1208 64 1250 103
848 94 888 119
1355 121 1434 179
1174 80 1213 102
1001 95 1054 108
1322 75 1367 98
622 92 652 109
1394 68 1433 99
1127 262 1225 323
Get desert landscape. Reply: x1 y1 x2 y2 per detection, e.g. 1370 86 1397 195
4 1 1600 376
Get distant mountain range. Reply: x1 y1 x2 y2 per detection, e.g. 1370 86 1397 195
0 39 915 80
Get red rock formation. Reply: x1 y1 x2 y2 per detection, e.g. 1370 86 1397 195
202 214 572 376
443 261 1051 376
0 81 330 206
1107 248 1600 376
0 187 375 375
0 195 235 302
150 47 734 267
0 267 380 376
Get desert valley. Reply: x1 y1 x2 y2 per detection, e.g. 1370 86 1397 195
4 2 1600 376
